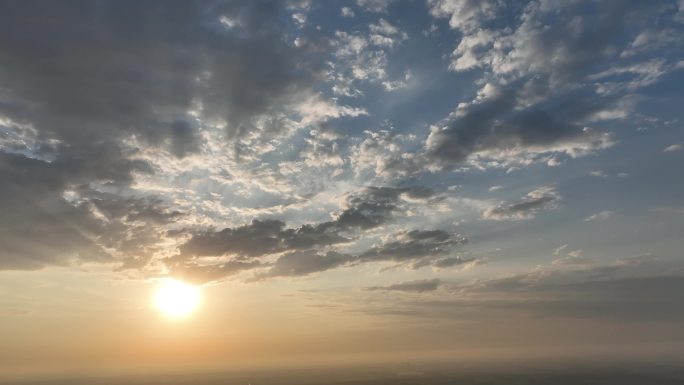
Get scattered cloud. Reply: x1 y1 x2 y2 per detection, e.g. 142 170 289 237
483 187 560 221
584 211 616 222
341 7 355 18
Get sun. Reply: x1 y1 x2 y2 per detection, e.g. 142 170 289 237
153 279 201 319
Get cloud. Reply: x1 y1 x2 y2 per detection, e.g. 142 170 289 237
0 151 171 270
341 7 355 17
0 1 326 152
331 186 435 230
424 82 616 169
168 186 448 282
482 186 560 221
359 229 467 263
350 128 425 179
427 0 499 33
328 17 409 96
552 255 594 266
622 28 683 57
467 253 665 293
553 244 569 256
178 219 350 259
251 250 354 281
423 0 679 170
369 19 407 47
663 144 683 152
169 260 265 285
365 278 441 293
175 224 469 282
584 211 616 222
433 257 472 268
0 0 333 270
340 254 684 326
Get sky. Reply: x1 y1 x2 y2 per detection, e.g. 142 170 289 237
1 0 684 378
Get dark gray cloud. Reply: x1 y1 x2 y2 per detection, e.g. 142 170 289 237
173 224 467 282
251 250 353 281
179 219 350 259
249 228 468 281
0 0 320 150
330 186 435 230
178 186 436 260
171 186 454 282
0 0 325 270
0 151 170 270
0 154 109 270
87 192 183 225
425 83 615 167
0 151 186 270
365 278 441 293
250 229 467 281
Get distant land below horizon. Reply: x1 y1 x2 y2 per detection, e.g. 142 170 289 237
4 359 684 385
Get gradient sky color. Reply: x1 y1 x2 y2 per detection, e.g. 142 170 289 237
1 0 684 378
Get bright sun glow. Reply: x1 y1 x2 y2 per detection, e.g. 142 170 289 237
154 279 201 318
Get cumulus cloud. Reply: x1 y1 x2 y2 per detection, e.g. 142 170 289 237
663 144 682 152
425 82 616 169
482 186 560 221
331 186 435 230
